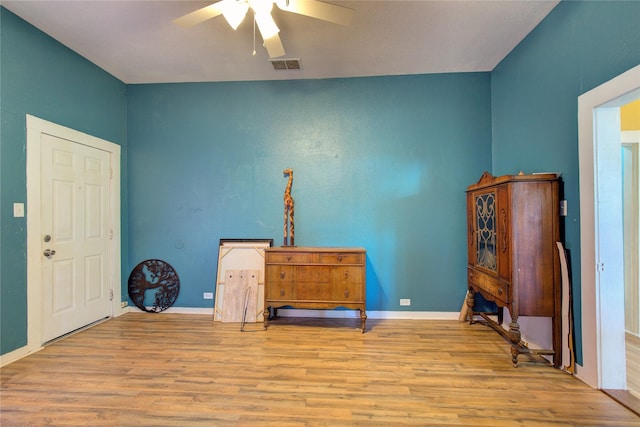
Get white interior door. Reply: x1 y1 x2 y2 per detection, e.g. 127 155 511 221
41 133 112 342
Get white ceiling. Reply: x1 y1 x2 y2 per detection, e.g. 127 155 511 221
1 0 559 84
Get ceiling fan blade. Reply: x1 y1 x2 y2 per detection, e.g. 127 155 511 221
172 2 224 28
263 34 286 58
255 12 280 39
275 0 354 26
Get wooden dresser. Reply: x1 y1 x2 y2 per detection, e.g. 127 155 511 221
465 172 561 367
264 247 367 332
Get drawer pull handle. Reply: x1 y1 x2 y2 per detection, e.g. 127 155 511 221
280 272 285 279
344 289 349 298
287 256 292 261
280 289 286 296
497 288 503 295
344 271 349 279
337 255 343 262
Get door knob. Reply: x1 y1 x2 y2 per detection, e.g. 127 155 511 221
44 249 56 258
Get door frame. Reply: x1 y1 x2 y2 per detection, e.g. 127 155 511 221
578 64 640 388
25 114 122 353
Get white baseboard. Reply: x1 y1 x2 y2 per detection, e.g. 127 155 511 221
274 308 459 320
366 311 460 320
127 306 459 320
127 306 214 315
0 343 43 367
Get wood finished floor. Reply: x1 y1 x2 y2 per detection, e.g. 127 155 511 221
1 313 639 426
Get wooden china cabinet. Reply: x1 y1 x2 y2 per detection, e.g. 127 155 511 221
465 171 561 367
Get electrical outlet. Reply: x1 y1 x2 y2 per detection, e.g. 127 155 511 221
203 292 214 300
13 203 25 218
121 301 128 308
400 298 411 306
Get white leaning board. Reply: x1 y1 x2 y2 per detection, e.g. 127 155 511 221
556 242 575 373
221 270 259 323
214 240 271 322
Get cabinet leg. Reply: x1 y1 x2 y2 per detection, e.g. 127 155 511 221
511 347 519 367
508 321 521 367
360 309 367 333
465 289 475 324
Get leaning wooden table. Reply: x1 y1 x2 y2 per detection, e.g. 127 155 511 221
263 246 367 332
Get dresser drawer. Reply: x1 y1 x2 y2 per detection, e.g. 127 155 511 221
332 266 363 285
297 266 331 283
266 282 295 300
468 268 509 304
319 252 363 265
296 282 332 300
266 265 296 284
331 284 363 302
266 252 311 264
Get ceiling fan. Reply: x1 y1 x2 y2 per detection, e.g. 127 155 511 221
173 0 354 58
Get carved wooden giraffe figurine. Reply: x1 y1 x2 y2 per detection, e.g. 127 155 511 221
283 168 295 246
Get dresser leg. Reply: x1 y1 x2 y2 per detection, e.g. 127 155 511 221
263 308 269 330
360 309 367 333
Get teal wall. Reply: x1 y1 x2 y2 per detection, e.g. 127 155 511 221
127 75 492 309
491 0 640 363
0 8 128 354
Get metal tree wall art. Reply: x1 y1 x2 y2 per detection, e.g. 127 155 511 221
128 259 180 312
283 168 295 246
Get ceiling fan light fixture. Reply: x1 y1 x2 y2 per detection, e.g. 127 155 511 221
219 0 249 30
174 0 354 58
255 12 279 39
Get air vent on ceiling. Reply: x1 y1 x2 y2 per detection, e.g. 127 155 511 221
269 58 302 71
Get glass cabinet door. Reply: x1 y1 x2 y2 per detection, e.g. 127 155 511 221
474 191 497 272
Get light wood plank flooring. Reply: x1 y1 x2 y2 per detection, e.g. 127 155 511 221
2 313 639 426
603 331 640 416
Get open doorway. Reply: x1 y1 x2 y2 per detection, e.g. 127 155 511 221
577 65 640 397
622 124 640 400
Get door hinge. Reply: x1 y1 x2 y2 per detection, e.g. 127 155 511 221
109 229 113 240
110 289 114 301
110 168 113 179
598 262 605 271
